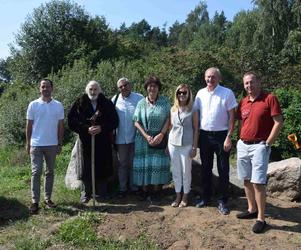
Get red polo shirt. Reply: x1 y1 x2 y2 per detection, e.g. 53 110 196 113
237 92 282 141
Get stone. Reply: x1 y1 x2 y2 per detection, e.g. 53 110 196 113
267 157 301 201
168 240 189 250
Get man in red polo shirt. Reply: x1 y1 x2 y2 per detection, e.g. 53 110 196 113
236 72 283 233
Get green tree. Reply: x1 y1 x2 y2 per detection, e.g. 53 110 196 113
177 1 209 48
291 0 301 28
0 59 11 83
254 0 291 53
9 0 110 83
168 21 185 46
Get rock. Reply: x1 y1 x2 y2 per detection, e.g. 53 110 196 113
118 235 127 243
168 240 189 250
267 157 301 201
191 152 244 196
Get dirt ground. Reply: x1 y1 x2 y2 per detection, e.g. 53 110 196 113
95 186 301 250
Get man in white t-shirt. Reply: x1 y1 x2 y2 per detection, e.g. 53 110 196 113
194 67 237 215
112 78 143 198
26 79 64 214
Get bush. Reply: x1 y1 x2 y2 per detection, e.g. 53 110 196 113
272 87 301 159
0 83 37 146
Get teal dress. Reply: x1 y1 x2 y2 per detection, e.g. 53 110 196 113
133 96 171 186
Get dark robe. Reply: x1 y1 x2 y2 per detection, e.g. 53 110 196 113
68 93 118 182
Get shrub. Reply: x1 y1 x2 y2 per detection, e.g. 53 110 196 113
273 87 301 159
0 83 36 146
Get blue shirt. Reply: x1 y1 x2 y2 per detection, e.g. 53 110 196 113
112 92 143 144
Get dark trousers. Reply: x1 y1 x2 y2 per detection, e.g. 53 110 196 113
199 130 230 203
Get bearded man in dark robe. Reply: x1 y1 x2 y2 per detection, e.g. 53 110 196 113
68 80 118 203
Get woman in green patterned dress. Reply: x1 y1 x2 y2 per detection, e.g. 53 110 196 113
133 76 171 200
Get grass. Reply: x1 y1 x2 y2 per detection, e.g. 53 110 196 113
0 145 157 249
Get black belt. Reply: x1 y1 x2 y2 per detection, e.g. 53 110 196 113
242 140 262 145
201 130 227 136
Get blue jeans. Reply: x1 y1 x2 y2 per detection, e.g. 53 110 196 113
199 130 230 203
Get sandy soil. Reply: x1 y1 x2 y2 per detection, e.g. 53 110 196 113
94 186 301 250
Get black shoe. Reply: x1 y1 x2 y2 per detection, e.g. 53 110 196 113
44 200 57 209
130 190 140 196
29 203 39 214
137 191 150 201
236 210 258 219
117 191 127 199
217 201 230 215
150 192 161 202
97 194 111 202
252 220 267 234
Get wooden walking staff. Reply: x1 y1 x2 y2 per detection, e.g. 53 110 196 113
90 111 100 207
288 133 301 150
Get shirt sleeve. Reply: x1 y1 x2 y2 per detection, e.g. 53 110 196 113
58 103 64 120
269 94 282 117
26 102 34 120
133 99 143 122
226 90 238 111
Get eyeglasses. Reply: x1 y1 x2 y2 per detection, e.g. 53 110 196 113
177 91 188 96
118 82 129 89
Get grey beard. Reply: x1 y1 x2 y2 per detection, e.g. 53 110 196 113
88 94 98 101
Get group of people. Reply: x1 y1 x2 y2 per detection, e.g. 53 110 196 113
25 67 283 234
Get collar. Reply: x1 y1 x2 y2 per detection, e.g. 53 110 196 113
146 95 158 105
38 97 53 104
206 83 220 93
247 91 264 102
122 92 131 100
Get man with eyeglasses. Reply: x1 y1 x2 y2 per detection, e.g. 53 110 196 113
193 67 237 215
112 78 143 198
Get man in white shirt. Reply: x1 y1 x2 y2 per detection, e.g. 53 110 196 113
26 79 64 214
112 78 143 198
194 67 237 215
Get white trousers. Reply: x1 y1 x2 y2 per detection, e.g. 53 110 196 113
168 143 192 194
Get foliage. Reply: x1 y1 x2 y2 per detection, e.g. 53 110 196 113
0 83 36 146
8 0 111 83
1 0 301 159
273 87 301 159
0 58 11 82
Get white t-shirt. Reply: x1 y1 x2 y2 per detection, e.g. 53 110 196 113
27 97 64 146
194 84 237 131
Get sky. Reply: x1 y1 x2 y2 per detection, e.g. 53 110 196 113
0 0 254 59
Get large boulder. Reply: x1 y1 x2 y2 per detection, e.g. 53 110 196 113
267 157 301 201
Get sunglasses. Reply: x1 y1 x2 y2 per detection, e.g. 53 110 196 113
177 90 188 96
